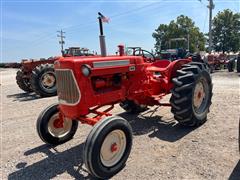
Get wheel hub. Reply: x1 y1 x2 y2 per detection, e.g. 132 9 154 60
53 118 64 128
41 72 56 88
100 130 127 167
48 113 72 138
193 81 206 109
111 143 118 152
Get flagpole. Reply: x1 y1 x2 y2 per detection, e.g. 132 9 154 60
98 12 107 57
98 16 104 36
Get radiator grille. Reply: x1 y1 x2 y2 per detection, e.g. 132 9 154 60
55 69 80 105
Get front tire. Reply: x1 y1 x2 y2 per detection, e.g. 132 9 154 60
31 63 57 97
36 104 78 145
170 62 213 127
84 116 132 179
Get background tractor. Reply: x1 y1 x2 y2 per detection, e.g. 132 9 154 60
63 47 95 57
16 57 57 97
16 47 95 97
227 54 240 72
206 53 228 73
158 48 189 61
36 13 213 179
156 37 190 61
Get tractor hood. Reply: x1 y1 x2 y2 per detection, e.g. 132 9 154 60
54 55 146 119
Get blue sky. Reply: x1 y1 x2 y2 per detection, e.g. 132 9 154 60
1 0 240 62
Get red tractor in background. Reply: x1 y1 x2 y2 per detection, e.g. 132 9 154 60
16 47 95 97
206 53 228 73
63 47 94 57
16 57 58 97
36 13 213 179
227 54 240 72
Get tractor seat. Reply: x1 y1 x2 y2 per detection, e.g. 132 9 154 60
147 60 171 72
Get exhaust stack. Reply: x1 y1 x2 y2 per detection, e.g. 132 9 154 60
98 12 107 57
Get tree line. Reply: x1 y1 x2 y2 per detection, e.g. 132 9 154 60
152 9 240 54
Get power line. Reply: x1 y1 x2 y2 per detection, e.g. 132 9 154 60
8 3 160 50
12 1 206 51
198 0 208 7
28 32 56 45
16 2 169 46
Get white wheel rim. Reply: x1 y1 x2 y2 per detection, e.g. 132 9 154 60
48 113 72 138
100 130 127 167
193 81 205 109
192 78 210 115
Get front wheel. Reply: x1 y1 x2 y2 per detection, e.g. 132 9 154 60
36 104 78 145
170 62 213 127
84 116 132 179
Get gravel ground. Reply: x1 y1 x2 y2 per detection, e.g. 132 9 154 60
1 68 240 180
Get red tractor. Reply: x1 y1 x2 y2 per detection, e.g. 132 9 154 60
16 47 95 97
63 47 94 57
206 53 228 73
36 13 213 179
16 57 58 97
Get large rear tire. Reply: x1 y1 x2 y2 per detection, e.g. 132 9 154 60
237 57 240 73
36 104 78 145
16 70 33 92
170 62 213 127
84 116 132 179
30 63 57 97
228 60 235 72
120 100 147 114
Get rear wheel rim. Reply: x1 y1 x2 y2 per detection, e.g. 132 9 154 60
100 130 127 167
48 113 72 138
40 72 56 92
193 79 209 114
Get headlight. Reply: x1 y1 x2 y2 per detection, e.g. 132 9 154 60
81 64 91 77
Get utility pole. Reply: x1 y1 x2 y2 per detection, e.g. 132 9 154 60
159 32 164 52
181 24 190 52
208 0 214 53
57 30 66 56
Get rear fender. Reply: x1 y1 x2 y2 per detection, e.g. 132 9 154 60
148 59 190 94
163 59 190 92
166 59 190 80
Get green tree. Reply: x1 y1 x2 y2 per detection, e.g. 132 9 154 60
212 9 240 53
152 15 205 53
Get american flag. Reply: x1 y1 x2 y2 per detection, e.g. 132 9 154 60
98 12 110 23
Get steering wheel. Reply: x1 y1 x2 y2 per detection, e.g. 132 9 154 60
127 47 156 62
134 49 156 62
